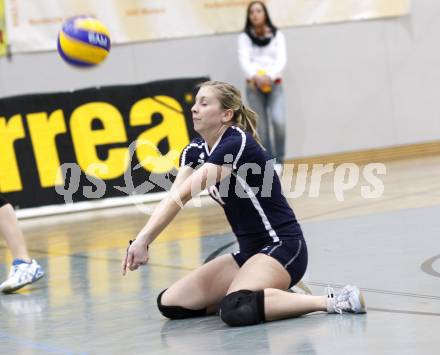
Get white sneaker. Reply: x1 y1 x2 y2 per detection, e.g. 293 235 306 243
0 260 45 293
326 285 366 314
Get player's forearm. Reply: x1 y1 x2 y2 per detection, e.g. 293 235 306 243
135 164 220 246
135 195 186 246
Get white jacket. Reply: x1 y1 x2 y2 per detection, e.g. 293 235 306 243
237 30 287 81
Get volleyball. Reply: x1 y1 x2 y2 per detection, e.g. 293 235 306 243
57 16 111 67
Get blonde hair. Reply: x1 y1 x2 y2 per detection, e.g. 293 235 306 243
198 81 261 144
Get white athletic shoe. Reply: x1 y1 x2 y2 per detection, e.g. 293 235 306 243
326 285 366 314
0 260 45 294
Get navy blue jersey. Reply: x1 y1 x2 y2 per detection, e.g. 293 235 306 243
180 126 303 253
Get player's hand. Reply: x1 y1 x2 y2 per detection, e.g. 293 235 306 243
122 239 149 275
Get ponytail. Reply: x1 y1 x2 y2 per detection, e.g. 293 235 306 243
236 104 262 145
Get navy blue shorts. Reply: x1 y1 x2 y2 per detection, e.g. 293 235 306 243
232 238 308 288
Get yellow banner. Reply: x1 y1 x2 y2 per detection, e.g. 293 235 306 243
0 0 6 56
0 77 203 207
5 0 411 53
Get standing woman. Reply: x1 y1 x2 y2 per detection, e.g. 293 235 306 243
123 81 366 327
238 1 287 171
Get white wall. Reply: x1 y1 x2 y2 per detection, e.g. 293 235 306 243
285 0 440 157
1 0 438 159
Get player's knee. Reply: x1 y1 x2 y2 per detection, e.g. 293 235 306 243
156 289 207 319
219 290 265 327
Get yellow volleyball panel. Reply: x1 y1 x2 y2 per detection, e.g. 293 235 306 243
75 18 110 37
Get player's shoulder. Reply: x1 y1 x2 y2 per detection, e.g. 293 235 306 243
180 137 206 166
183 137 205 151
224 126 256 145
216 126 257 155
225 125 247 139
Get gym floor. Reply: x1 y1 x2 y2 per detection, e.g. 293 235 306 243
1 154 439 354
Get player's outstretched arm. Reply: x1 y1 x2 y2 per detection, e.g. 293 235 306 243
122 163 231 274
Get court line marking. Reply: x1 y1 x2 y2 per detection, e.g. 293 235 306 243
368 307 440 317
420 254 440 278
308 281 440 301
204 241 236 263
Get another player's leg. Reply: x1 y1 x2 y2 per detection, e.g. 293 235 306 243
267 84 286 165
0 202 45 293
246 84 273 157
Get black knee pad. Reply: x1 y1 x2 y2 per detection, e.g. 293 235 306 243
219 290 265 327
157 289 207 319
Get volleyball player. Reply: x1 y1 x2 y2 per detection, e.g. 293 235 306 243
123 81 366 326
